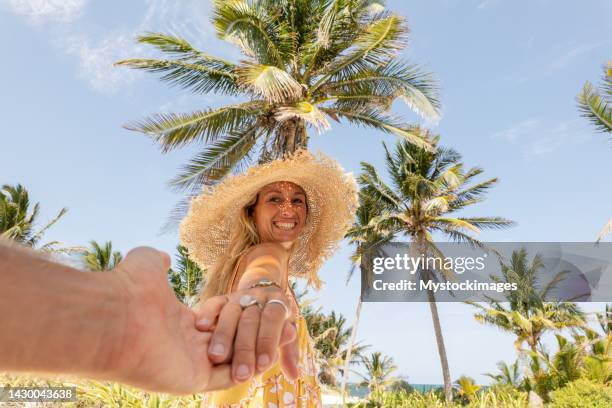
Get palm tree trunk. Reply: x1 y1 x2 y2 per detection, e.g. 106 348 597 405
341 296 363 406
415 236 453 402
426 286 453 402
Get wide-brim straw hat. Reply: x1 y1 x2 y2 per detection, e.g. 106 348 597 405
180 150 358 288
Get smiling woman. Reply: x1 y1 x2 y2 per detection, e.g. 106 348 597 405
179 150 358 407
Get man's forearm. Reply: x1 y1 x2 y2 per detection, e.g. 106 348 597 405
0 241 125 378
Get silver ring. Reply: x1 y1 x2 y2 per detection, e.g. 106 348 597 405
266 299 291 319
239 295 261 310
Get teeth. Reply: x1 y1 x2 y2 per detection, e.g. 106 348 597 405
274 222 296 230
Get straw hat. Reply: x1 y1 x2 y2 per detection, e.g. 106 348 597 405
179 150 358 287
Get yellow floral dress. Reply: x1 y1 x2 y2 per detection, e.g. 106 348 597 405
202 313 321 407
202 253 321 407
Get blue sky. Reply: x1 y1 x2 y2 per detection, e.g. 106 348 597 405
1 0 611 385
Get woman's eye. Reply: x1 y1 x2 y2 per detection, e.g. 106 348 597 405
292 198 304 204
269 197 281 202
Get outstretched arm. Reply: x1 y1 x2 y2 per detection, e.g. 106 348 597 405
0 240 236 394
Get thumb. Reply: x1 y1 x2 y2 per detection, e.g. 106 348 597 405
116 246 171 276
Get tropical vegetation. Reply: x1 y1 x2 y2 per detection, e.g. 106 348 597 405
353 135 513 401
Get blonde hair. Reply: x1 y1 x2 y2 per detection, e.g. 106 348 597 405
200 194 260 301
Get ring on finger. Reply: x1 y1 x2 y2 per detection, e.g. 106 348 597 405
266 299 291 319
239 294 262 310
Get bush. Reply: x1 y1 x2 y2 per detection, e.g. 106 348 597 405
548 379 612 408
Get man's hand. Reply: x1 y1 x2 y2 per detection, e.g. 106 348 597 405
103 247 236 395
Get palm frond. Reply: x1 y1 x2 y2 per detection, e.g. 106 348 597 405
236 62 303 102
169 123 261 192
275 102 330 133
321 107 433 150
312 14 408 91
577 81 612 134
212 0 293 66
125 101 265 152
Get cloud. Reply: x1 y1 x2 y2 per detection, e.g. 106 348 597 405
492 118 594 158
60 33 146 95
1 0 87 24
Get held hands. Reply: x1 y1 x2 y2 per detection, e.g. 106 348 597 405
103 247 298 395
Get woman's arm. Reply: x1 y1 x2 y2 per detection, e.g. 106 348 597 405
235 242 291 290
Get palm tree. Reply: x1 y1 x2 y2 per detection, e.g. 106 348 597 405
0 184 67 250
340 192 392 401
356 351 398 394
356 135 513 401
82 240 123 271
303 308 368 386
116 0 440 223
167 245 205 306
469 249 586 354
485 360 522 387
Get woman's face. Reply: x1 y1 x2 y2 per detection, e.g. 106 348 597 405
252 181 307 244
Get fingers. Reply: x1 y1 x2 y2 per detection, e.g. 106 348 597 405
255 298 294 374
208 300 242 364
232 304 261 382
195 295 229 331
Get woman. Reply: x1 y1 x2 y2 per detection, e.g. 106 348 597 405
181 150 357 407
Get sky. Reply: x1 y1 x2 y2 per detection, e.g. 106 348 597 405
1 0 611 386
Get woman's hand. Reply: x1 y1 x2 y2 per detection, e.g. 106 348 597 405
195 285 300 383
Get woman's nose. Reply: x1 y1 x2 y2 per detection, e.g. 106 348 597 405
280 203 296 217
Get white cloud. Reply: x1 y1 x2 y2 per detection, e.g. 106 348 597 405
1 0 87 24
492 118 594 158
60 33 146 95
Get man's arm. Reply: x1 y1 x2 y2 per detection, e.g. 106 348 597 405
0 240 123 378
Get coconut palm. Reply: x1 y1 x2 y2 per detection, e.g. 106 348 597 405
116 0 440 223
0 184 67 250
469 249 586 354
356 135 513 401
340 192 392 401
357 351 398 394
167 245 205 306
82 240 123 272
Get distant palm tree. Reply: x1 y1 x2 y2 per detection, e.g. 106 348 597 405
485 360 522 387
167 245 205 306
82 240 123 271
340 192 392 401
469 249 586 354
357 351 398 394
0 184 67 250
116 0 440 224
303 308 368 387
357 135 513 401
